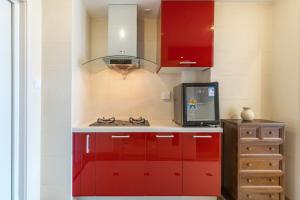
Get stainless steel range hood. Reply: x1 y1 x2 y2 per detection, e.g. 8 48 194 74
105 4 140 75
82 4 158 78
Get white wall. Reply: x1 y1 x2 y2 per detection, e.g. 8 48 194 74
41 0 72 200
72 0 91 126
211 2 272 119
87 18 181 122
269 0 300 199
26 0 42 200
82 2 272 122
41 1 300 200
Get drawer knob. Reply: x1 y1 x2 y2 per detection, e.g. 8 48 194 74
247 163 253 167
269 178 275 183
246 147 253 151
246 131 253 135
269 194 276 199
269 131 273 135
269 162 274 167
247 178 252 183
269 147 276 151
246 194 252 199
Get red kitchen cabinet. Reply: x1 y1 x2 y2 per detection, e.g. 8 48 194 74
72 132 221 197
145 133 182 195
94 133 146 196
72 133 96 196
182 133 221 196
158 1 214 71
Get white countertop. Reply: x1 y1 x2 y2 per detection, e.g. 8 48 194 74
72 120 223 133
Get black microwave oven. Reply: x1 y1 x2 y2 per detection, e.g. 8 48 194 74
173 82 220 127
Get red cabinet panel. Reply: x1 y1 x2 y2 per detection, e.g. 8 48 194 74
182 133 221 196
94 133 146 196
81 133 96 196
72 133 96 197
159 1 214 69
145 133 182 195
72 134 81 196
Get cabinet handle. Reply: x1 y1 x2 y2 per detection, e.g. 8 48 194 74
111 135 130 139
269 194 276 199
246 131 253 135
156 135 174 138
193 135 212 139
246 194 252 199
179 61 197 65
247 178 252 183
269 131 273 135
86 134 90 154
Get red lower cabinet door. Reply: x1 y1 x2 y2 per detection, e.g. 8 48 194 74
72 134 82 196
72 133 96 196
95 133 146 196
81 133 96 196
145 133 182 196
182 133 221 196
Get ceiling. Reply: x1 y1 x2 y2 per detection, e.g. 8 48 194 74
82 0 273 19
82 0 161 19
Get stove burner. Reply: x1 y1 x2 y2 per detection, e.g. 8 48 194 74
97 117 115 124
129 117 146 124
90 117 150 127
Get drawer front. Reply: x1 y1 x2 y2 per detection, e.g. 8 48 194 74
240 192 280 200
240 127 259 139
240 144 280 155
240 159 280 170
240 176 280 186
261 127 280 139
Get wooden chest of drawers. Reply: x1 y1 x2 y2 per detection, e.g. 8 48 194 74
222 119 285 200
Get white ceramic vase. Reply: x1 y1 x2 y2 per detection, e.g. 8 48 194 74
241 107 255 121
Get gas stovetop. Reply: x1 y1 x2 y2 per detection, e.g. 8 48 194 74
89 117 150 127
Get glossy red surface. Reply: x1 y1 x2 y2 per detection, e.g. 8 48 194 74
72 134 81 196
72 133 96 196
160 1 214 68
145 133 182 195
81 133 96 196
182 133 221 196
94 133 146 196
72 132 221 197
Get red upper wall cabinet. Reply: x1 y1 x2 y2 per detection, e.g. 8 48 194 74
158 1 214 72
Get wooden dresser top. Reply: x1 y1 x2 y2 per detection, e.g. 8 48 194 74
222 119 285 126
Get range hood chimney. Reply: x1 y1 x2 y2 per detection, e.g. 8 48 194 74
105 4 139 77
108 4 137 58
